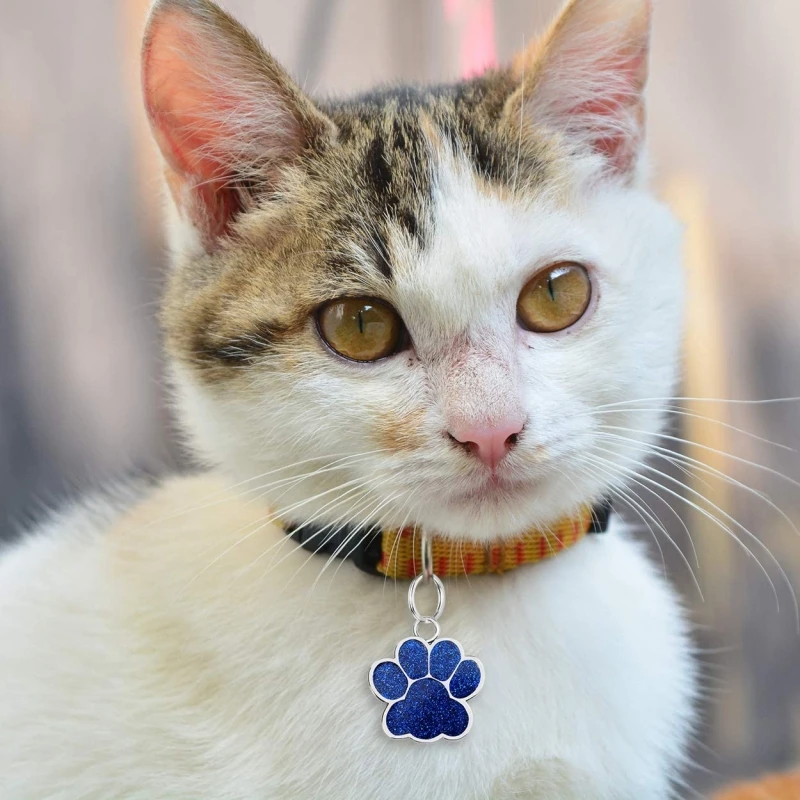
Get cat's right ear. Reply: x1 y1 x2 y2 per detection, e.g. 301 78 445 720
142 0 335 251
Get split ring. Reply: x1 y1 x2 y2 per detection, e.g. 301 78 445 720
413 617 441 643
408 573 446 623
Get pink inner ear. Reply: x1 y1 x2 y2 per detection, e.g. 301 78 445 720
568 46 648 172
142 11 247 243
520 0 652 178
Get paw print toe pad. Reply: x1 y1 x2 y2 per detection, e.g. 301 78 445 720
449 659 482 699
398 639 428 679
372 661 408 701
430 639 461 680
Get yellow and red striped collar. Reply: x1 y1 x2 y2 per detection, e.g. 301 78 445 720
284 502 610 580
377 510 593 580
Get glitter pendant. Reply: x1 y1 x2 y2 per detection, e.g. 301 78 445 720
369 634 484 741
368 551 484 742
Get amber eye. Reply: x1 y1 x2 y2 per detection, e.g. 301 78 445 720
517 263 592 333
317 298 405 362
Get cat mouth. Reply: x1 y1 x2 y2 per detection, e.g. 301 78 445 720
448 473 543 504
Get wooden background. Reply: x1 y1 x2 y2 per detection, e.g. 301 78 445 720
2 0 800 793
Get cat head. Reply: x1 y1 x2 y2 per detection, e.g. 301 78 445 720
142 0 683 541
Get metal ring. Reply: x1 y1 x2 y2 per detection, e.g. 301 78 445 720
408 574 446 623
413 617 441 643
420 532 434 582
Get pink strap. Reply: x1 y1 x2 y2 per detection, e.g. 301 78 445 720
444 0 498 79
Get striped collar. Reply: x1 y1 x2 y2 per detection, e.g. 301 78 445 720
284 501 611 580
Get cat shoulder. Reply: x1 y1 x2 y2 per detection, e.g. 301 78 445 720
0 471 263 587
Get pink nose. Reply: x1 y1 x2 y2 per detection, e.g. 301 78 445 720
448 419 525 469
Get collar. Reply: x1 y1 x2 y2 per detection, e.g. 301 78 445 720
284 500 612 580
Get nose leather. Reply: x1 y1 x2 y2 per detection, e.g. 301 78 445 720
449 419 524 469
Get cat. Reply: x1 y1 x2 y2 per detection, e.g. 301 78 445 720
0 0 696 797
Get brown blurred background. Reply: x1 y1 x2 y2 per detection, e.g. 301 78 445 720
2 0 800 794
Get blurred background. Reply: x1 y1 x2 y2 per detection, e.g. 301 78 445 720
2 0 800 793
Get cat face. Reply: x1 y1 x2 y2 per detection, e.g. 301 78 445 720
144 0 683 540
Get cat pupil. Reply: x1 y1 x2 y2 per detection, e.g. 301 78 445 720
358 310 365 334
547 276 556 301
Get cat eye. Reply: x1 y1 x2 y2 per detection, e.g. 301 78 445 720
517 263 592 333
317 298 405 362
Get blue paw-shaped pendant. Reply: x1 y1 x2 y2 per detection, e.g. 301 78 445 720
369 637 484 742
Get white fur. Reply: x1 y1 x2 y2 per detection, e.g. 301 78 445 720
0 155 694 798
0 1 696 796
0 474 694 799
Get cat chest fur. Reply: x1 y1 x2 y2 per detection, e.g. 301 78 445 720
0 474 692 799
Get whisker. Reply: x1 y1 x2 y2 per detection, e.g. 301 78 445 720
281 478 400 586
382 494 419 598
588 451 799 628
597 424 800 490
580 453 704 596
512 35 526 195
592 395 800 410
610 487 669 577
142 449 389 530
596 431 800 543
183 475 378 588
586 406 794 453
255 479 387 574
308 490 407 597
328 503 408 593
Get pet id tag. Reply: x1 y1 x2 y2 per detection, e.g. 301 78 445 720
368 535 484 742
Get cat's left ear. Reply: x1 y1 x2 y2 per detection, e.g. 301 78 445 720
507 0 652 179
142 0 336 251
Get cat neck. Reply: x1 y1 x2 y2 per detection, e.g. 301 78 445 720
283 500 612 580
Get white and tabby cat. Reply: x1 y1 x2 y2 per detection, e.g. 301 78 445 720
0 0 696 797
